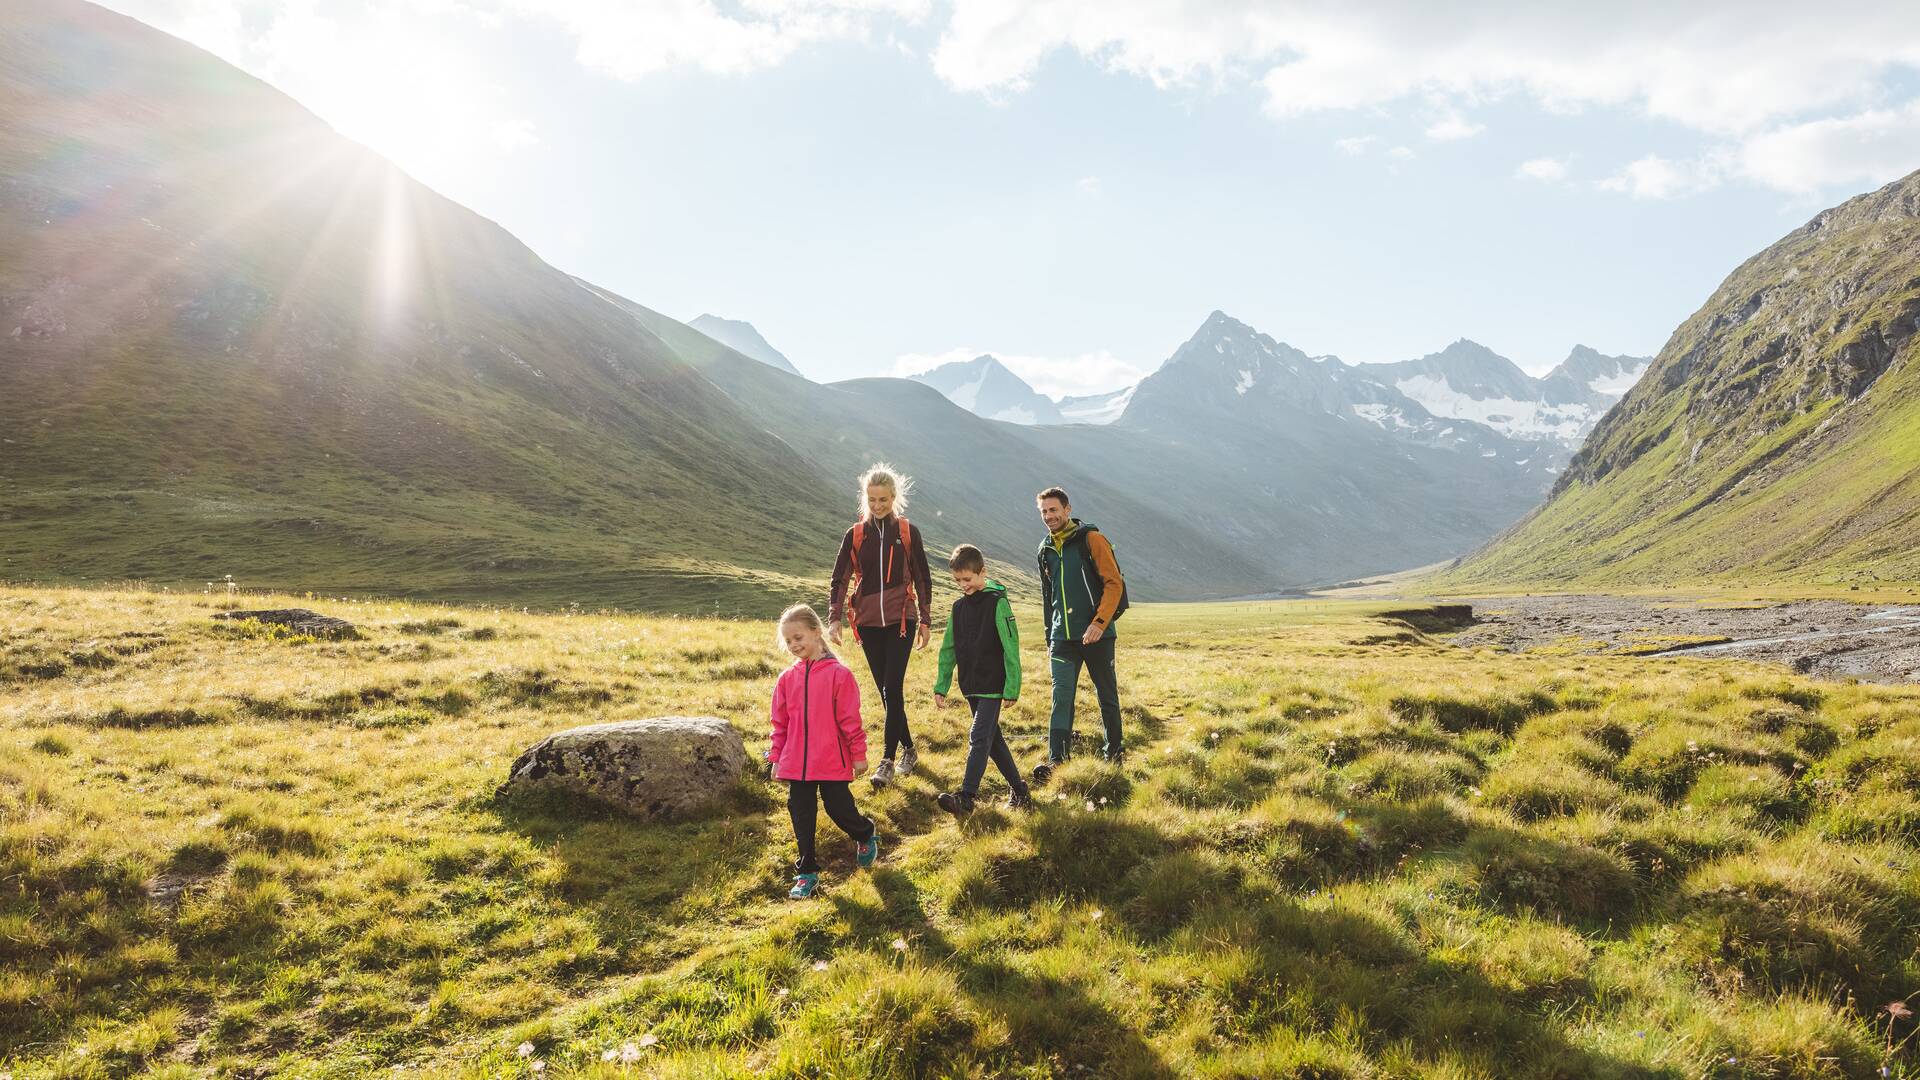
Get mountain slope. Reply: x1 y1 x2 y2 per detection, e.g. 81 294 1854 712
1104 312 1556 584
1056 385 1135 425
688 313 803 376
1360 340 1649 454
579 284 1283 598
908 354 1066 425
1444 169 1920 588
0 0 844 610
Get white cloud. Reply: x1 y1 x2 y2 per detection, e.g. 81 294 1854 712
1596 153 1727 200
1077 175 1102 196
504 0 933 81
1515 156 1570 182
1424 113 1484 141
894 347 1146 398
1386 145 1415 160
929 2 1920 137
1334 135 1377 155
1737 100 1920 194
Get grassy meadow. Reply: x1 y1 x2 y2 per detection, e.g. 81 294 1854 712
7 585 1920 1077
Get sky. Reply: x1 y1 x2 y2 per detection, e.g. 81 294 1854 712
99 0 1920 395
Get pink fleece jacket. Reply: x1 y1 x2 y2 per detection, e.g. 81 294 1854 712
768 654 869 782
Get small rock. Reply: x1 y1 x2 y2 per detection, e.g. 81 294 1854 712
500 716 749 820
212 608 359 639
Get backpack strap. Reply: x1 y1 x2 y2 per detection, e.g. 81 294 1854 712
847 521 866 644
895 517 912 636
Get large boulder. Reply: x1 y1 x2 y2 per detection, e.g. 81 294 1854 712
500 716 749 820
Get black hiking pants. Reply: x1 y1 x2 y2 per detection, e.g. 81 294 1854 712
858 621 916 760
787 780 874 874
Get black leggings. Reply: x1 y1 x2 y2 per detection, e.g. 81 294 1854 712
787 780 874 874
858 621 916 759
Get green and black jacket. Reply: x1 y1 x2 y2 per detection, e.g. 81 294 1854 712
1038 520 1124 646
933 580 1022 700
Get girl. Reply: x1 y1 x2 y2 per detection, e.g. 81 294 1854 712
768 603 880 899
827 464 932 788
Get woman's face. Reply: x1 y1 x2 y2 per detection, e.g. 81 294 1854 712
783 619 823 659
866 484 894 519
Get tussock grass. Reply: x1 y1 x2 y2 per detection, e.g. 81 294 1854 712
5 586 1920 1077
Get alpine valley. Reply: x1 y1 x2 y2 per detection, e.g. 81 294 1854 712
6 0 1647 610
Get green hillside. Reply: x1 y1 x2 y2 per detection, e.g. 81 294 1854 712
1442 169 1920 591
0 1 845 614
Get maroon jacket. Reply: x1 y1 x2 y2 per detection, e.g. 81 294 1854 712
828 515 932 630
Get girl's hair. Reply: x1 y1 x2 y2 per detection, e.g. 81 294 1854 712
775 603 829 654
857 462 912 519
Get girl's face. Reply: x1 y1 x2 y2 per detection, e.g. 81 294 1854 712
782 619 824 659
866 484 894 519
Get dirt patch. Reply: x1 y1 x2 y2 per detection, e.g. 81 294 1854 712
1445 595 1920 684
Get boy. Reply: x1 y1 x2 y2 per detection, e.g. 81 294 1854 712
931 544 1034 815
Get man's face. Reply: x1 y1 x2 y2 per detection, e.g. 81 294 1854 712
1038 497 1070 533
951 567 985 595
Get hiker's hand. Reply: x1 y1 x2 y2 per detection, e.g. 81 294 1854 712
1081 622 1106 645
934 694 947 710
762 759 775 781
852 759 869 777
829 621 843 646
916 622 931 650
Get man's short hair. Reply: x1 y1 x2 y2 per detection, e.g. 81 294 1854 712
948 544 986 573
1035 486 1070 507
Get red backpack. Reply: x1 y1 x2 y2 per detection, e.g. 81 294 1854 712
848 516 913 642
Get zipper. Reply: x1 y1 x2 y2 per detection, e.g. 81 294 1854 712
801 659 812 780
879 519 888 628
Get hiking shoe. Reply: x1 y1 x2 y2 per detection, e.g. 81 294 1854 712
1030 761 1056 786
898 745 919 777
855 832 881 868
788 873 820 900
870 759 896 788
1006 791 1033 811
936 791 975 818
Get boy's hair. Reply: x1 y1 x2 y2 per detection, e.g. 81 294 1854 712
948 544 986 574
858 463 912 518
1035 486 1070 508
774 603 828 652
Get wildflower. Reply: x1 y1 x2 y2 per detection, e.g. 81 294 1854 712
1085 801 1096 811
891 938 907 952
517 1042 535 1058
619 1042 643 1063
638 1033 659 1049
1888 1001 1913 1019
531 1062 545 1074
1090 909 1103 921
601 1049 617 1062
812 960 829 971
1686 740 1699 752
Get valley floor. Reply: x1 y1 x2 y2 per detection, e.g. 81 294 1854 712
7 587 1920 1078
1447 594 1920 684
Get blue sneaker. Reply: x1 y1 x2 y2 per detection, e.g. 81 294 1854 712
856 832 880 868
788 873 819 899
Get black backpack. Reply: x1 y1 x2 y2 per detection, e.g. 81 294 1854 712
1038 524 1130 624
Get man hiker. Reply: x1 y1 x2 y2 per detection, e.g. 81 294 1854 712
1031 486 1126 784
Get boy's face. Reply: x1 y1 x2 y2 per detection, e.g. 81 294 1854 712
951 567 985 595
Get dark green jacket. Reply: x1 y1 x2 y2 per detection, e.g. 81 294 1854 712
1038 520 1123 646
933 580 1021 699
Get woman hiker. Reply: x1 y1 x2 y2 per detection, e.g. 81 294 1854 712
828 463 933 788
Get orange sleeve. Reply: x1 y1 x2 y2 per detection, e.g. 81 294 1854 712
1087 532 1123 627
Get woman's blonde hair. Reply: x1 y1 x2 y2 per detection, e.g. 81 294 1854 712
775 603 829 653
857 462 912 519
